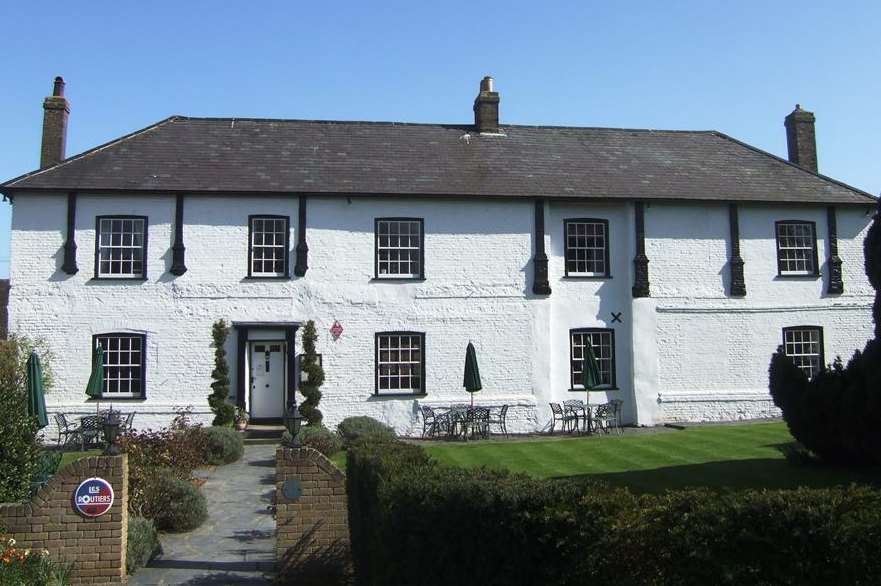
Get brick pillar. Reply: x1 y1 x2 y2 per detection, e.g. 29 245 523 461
0 454 128 584
275 447 349 570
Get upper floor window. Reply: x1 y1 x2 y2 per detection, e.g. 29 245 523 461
95 216 147 279
94 333 146 398
375 332 425 394
783 326 824 380
775 221 818 276
375 218 423 279
564 219 610 277
570 328 616 389
248 215 290 278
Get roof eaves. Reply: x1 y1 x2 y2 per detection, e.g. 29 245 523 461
711 131 878 204
0 116 182 199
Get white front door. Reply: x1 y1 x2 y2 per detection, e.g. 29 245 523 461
250 342 286 419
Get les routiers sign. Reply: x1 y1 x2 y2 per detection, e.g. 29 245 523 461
73 477 114 517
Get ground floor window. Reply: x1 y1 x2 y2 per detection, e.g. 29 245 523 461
94 333 146 398
375 332 424 394
570 328 615 389
783 326 824 379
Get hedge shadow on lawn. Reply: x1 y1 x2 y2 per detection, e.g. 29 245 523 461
560 457 881 493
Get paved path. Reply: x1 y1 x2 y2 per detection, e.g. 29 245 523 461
129 444 277 585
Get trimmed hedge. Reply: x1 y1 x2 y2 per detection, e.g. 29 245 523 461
296 424 343 457
139 468 208 532
126 516 161 574
347 437 881 586
202 426 244 465
336 416 395 448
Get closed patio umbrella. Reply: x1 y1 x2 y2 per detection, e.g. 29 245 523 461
26 352 49 429
463 342 482 408
85 347 104 414
582 342 602 405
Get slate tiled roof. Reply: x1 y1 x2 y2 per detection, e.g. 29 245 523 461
1 116 874 204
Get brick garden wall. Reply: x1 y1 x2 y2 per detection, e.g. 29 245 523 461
275 447 349 568
0 455 128 584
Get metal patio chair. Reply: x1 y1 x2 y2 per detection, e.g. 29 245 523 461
563 400 587 433
77 415 104 450
54 413 78 449
549 402 577 434
487 404 509 438
419 405 450 439
593 401 623 435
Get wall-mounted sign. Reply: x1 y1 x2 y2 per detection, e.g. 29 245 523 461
330 320 343 340
73 477 114 517
282 479 302 500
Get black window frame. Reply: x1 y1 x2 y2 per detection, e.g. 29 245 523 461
569 328 617 390
247 214 291 279
93 215 149 280
563 218 611 278
775 220 819 277
374 331 426 396
92 332 147 399
782 325 825 380
374 218 425 280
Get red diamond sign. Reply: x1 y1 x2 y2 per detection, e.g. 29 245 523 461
330 320 343 340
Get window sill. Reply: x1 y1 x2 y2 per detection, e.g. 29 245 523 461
371 277 426 283
562 275 613 280
775 274 821 280
90 277 148 282
373 392 428 398
243 275 291 281
87 397 146 402
569 387 620 392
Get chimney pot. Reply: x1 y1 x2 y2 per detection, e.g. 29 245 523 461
473 76 500 134
784 104 818 173
40 76 70 169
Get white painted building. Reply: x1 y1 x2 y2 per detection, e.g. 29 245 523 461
2 77 876 435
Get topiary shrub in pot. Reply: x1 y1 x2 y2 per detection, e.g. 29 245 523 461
139 467 208 532
202 426 244 465
337 416 395 448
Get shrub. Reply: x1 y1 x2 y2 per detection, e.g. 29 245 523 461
202 426 244 465
347 436 881 586
139 468 208 532
769 205 881 465
126 517 162 574
0 537 71 585
208 319 235 427
299 321 326 426
295 425 343 457
120 407 210 515
336 416 395 448
0 337 42 503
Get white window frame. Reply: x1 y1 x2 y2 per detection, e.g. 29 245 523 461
783 326 824 380
96 216 147 279
248 215 289 278
375 218 424 279
94 333 146 398
776 221 818 276
569 328 616 389
375 332 425 394
564 219 609 277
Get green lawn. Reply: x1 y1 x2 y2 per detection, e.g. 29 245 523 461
59 449 101 470
421 422 881 493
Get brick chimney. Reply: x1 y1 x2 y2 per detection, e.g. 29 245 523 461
784 104 817 173
473 76 500 133
40 76 69 169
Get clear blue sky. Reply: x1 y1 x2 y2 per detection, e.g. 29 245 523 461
1 1 879 278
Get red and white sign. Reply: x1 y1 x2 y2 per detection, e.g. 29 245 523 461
73 477 114 517
330 320 344 340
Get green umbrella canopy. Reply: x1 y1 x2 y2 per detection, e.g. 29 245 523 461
26 352 49 429
86 347 104 401
582 343 602 391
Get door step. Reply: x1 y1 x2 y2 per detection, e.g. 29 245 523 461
243 424 286 444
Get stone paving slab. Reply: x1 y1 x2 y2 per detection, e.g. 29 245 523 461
128 444 277 585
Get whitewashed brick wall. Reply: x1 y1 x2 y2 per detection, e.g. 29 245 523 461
8 194 875 436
